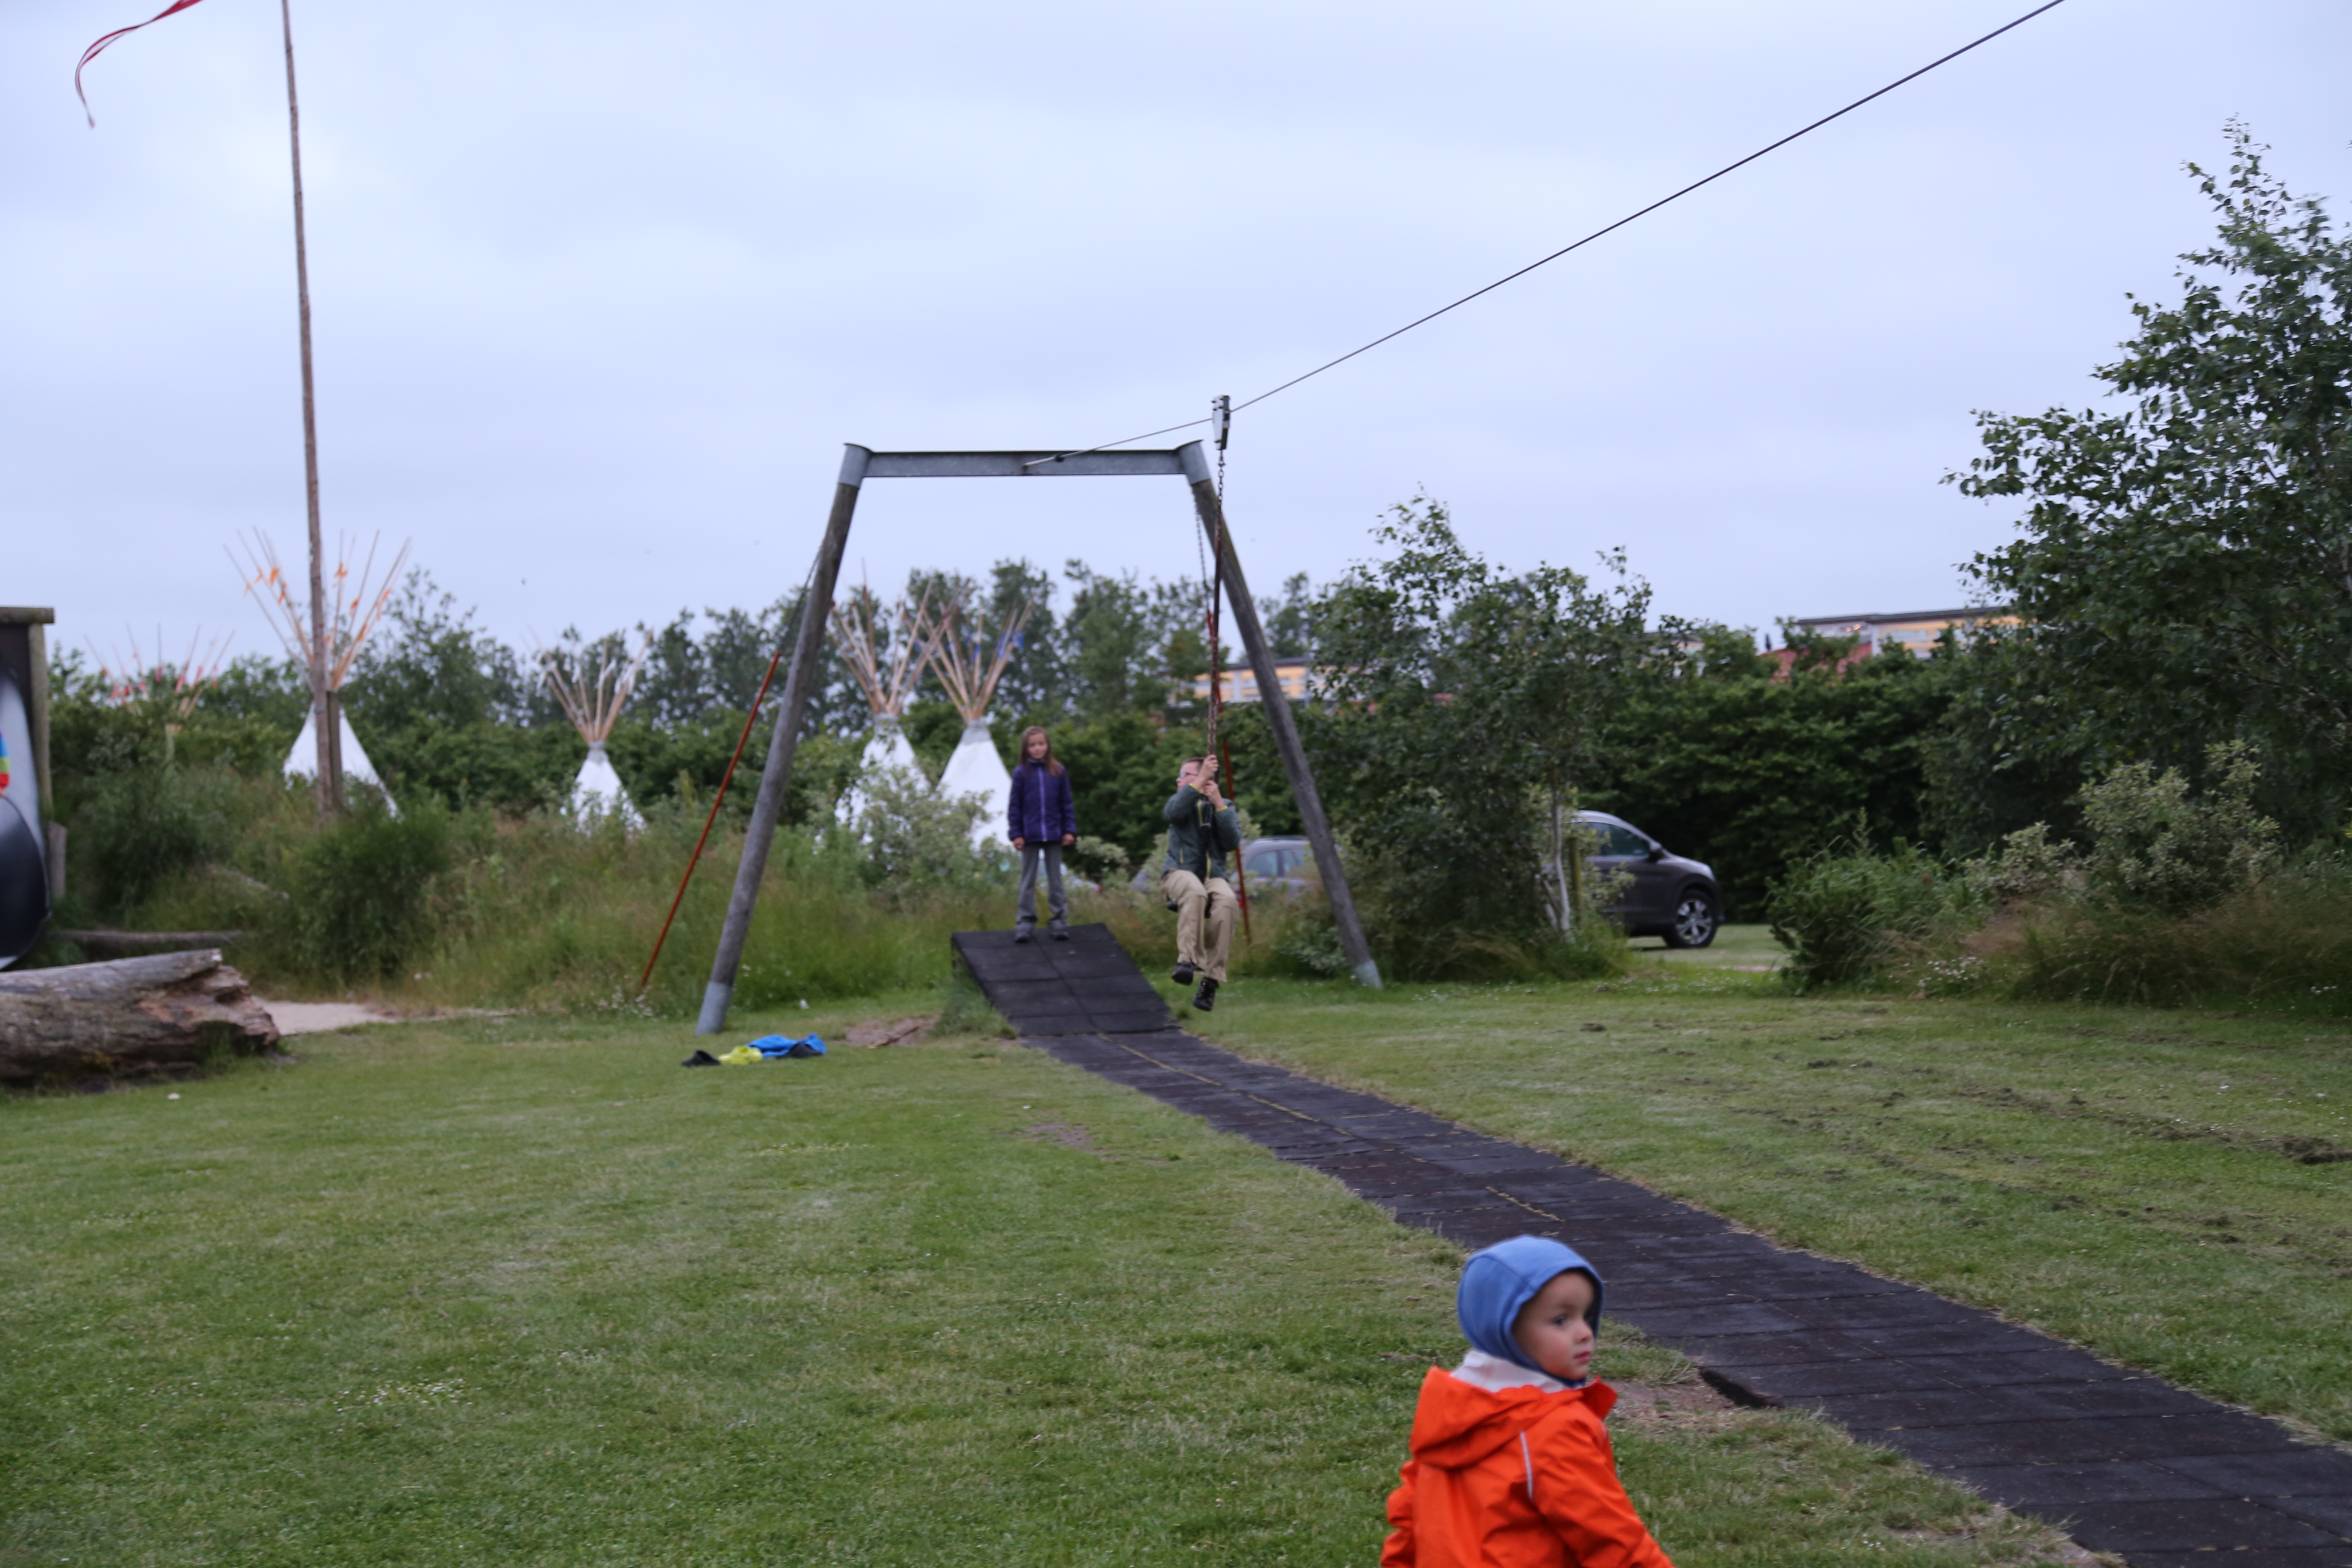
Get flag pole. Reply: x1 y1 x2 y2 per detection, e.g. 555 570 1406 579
278 0 337 816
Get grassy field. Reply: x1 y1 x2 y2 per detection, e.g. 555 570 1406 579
1184 943 2352 1446
2 995 2088 1566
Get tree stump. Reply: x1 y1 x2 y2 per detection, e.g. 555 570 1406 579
0 949 281 1087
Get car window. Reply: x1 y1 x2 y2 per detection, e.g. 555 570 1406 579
1588 824 1650 857
1245 850 1283 879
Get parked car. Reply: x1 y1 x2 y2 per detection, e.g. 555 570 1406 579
1128 836 1317 896
1577 810 1720 948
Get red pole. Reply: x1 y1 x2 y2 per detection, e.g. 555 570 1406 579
637 648 787 996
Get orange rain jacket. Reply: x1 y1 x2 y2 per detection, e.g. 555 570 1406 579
1381 1357 1675 1568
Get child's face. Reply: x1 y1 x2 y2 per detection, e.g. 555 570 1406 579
1026 734 1048 760
1510 1270 1596 1383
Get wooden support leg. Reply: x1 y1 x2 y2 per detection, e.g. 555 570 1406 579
1180 442 1381 989
697 444 870 1035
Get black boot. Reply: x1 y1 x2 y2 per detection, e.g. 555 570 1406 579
1013 927 1032 944
1191 977 1219 1012
1171 961 1195 985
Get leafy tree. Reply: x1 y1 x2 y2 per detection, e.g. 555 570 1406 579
1954 128 2352 840
344 572 530 734
986 558 1063 715
1596 642 1959 918
1263 573 1318 659
1313 499 1671 973
1060 562 1159 717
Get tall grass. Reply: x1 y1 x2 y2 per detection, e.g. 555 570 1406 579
88 778 1336 1015
1974 861 2352 1014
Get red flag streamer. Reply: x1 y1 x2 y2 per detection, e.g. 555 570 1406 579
76 0 212 126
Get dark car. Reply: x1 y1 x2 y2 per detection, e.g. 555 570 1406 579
1577 810 1720 948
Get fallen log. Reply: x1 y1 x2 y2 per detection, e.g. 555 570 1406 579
57 929 247 962
0 949 281 1087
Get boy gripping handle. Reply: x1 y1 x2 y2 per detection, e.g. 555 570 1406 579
1383 1235 1675 1568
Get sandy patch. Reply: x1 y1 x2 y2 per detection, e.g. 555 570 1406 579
842 1015 933 1048
259 1000 404 1035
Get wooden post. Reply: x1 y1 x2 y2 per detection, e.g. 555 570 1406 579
1179 443 1381 989
279 0 335 818
695 445 869 1035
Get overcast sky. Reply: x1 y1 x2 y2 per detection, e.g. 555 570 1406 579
6 0 2349 673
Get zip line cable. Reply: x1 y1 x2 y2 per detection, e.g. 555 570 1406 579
1028 0 2070 467
1229 0 2069 416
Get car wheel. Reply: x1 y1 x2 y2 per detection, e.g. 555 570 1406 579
1663 889 1718 949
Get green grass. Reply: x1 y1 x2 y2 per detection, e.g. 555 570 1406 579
1631 921 1785 971
1188 961 2352 1444
1 997 2084 1566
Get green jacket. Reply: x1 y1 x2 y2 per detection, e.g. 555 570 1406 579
1162 785 1240 882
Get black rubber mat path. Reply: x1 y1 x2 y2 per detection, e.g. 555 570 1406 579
953 927 2352 1566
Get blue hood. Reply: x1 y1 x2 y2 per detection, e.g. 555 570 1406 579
1455 1235 1606 1378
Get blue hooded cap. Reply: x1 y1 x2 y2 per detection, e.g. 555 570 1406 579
1456 1235 1606 1375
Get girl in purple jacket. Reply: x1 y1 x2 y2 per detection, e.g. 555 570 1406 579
1008 726 1076 942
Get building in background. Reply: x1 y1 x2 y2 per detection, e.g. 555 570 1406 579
1769 606 2013 676
1188 657 1313 705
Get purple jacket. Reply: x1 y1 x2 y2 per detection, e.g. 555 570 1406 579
1008 759 1077 843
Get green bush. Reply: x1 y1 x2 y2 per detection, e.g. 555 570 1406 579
282 798 456 982
1767 839 1962 989
2077 741 2279 915
74 762 248 918
844 765 998 892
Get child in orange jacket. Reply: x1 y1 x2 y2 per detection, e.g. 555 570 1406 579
1382 1235 1675 1568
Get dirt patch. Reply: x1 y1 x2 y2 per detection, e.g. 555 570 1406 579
260 1000 403 1035
844 1015 933 1049
1014 1121 1111 1156
1605 1376 1741 1430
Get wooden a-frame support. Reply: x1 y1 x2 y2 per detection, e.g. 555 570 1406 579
695 441 1382 1035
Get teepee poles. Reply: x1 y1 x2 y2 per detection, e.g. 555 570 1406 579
831 586 940 722
926 594 1032 722
536 634 649 747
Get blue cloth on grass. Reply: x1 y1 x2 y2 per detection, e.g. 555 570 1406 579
747 1034 826 1058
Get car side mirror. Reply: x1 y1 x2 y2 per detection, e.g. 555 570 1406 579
1644 845 1665 862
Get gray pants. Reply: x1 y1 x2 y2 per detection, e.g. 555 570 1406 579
1016 843 1068 932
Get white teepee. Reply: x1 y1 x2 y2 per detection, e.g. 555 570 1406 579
538 634 649 828
234 530 410 813
926 593 1033 851
284 706 397 815
832 588 941 829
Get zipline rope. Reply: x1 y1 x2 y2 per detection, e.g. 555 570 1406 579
1200 396 1250 939
1028 0 2071 469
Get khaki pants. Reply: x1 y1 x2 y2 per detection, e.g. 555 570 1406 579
1161 870 1237 983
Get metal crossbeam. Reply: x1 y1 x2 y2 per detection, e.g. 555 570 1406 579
861 450 1187 479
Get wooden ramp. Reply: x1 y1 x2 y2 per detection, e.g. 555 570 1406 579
950 923 1170 1036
